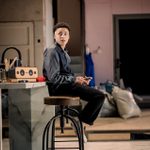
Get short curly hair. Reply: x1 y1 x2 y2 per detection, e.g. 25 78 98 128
53 22 71 33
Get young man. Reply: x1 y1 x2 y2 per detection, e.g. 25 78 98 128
43 22 105 125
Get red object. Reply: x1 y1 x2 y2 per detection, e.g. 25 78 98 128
36 76 46 82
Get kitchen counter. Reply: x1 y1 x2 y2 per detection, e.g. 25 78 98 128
0 82 54 150
0 81 46 89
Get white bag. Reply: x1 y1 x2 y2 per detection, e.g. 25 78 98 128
112 86 141 119
99 92 118 117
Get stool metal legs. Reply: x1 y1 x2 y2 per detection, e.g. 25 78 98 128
42 106 84 150
60 105 65 133
66 107 84 150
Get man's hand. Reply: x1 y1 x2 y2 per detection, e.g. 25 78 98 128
75 76 92 85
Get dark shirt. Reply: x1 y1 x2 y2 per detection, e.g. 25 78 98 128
43 43 75 92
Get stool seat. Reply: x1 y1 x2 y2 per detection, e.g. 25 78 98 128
42 96 84 150
44 96 80 106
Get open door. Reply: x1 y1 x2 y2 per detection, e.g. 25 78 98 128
114 15 150 97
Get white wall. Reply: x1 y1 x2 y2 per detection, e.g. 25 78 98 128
43 0 54 50
85 0 150 85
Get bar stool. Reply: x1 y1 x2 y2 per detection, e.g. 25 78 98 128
42 96 84 150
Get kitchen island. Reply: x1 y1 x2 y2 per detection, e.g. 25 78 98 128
0 82 54 150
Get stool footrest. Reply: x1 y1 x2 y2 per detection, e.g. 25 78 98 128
42 105 84 150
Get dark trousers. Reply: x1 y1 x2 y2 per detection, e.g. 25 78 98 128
49 83 105 125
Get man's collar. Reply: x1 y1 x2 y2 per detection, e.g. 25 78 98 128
56 43 67 52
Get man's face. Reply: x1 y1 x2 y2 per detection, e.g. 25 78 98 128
54 28 70 48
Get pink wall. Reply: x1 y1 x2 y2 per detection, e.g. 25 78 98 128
85 0 150 86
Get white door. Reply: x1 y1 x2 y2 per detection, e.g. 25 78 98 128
0 22 34 67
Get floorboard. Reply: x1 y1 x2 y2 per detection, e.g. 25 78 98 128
85 109 150 141
3 139 150 150
2 109 150 149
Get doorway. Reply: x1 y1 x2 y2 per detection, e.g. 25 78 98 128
52 0 85 75
52 0 85 56
114 14 150 96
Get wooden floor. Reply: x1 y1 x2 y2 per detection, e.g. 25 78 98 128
85 109 150 141
2 139 150 150
55 109 150 141
2 109 150 149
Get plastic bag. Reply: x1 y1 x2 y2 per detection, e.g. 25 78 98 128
112 86 141 119
99 92 118 117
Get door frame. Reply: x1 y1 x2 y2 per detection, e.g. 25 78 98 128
113 14 150 83
113 14 150 107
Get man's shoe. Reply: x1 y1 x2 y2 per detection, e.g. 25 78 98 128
71 122 88 143
83 132 87 143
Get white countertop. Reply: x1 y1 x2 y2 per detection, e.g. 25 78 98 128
0 82 46 89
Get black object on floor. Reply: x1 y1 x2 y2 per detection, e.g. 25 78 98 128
131 133 150 140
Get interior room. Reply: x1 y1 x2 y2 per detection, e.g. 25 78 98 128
0 0 150 150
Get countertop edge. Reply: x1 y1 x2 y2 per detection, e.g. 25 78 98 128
0 82 47 89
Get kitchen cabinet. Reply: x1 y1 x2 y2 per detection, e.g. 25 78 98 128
0 82 54 150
